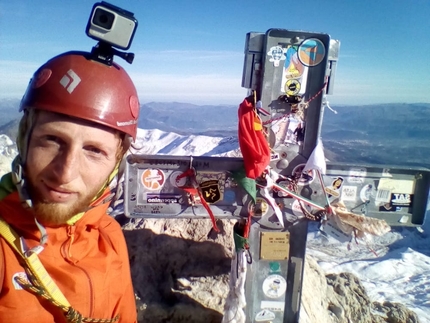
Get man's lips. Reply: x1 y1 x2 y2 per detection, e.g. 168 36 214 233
41 182 76 202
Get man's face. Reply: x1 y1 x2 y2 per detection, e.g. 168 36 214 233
25 111 121 226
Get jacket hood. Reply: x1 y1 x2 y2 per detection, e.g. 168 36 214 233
0 172 15 202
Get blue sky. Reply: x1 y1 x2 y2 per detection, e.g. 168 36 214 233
1 0 429 106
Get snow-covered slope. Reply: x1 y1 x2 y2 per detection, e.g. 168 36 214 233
132 128 241 157
307 215 430 321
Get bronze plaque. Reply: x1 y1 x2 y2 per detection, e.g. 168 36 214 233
260 231 290 260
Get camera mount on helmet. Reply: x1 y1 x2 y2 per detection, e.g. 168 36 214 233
86 1 138 65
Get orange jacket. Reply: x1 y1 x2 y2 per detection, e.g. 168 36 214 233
0 191 137 323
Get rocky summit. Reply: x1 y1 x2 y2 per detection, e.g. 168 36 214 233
121 217 420 323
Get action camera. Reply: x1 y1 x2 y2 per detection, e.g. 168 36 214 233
86 1 137 50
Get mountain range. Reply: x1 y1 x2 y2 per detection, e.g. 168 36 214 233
321 103 430 167
1 99 430 168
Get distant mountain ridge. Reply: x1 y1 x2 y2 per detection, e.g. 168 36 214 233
1 100 429 168
322 103 430 140
0 119 20 141
0 100 239 138
0 98 21 126
321 103 430 167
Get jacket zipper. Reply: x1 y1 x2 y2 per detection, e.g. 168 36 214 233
61 225 95 318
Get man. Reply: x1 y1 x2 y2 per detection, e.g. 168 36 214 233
0 51 139 322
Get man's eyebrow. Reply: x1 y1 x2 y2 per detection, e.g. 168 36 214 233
84 139 119 152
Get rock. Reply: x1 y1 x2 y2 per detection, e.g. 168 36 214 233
326 272 374 322
373 301 421 323
300 255 343 323
123 218 235 322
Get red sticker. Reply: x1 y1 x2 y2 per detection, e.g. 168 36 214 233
32 68 52 89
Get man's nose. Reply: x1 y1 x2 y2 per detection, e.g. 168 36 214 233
53 148 80 184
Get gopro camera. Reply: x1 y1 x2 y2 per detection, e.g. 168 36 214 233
86 1 137 50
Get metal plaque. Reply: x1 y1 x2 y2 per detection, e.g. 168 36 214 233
260 231 290 260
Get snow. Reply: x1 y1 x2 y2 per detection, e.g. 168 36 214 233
0 134 18 178
0 128 429 321
307 214 430 321
132 128 241 157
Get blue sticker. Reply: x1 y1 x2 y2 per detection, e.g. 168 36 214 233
223 190 236 203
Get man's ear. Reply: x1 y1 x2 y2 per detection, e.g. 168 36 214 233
16 109 39 166
115 133 130 163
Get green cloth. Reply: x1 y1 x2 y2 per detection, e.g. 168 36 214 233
0 173 15 201
233 231 249 252
232 168 257 204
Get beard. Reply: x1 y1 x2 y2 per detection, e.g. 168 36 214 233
27 181 101 227
31 196 94 226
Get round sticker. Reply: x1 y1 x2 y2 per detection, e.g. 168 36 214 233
170 171 187 188
298 38 326 67
253 197 269 217
360 184 375 203
141 169 165 191
285 79 301 96
262 274 287 299
292 163 315 186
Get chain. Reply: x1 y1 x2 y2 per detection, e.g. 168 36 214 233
299 200 324 221
289 175 324 222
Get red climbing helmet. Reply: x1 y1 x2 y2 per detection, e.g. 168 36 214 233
20 51 140 140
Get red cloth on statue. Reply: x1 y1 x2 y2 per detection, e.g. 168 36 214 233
238 98 271 179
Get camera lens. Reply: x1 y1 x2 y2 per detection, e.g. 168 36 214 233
93 8 115 30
